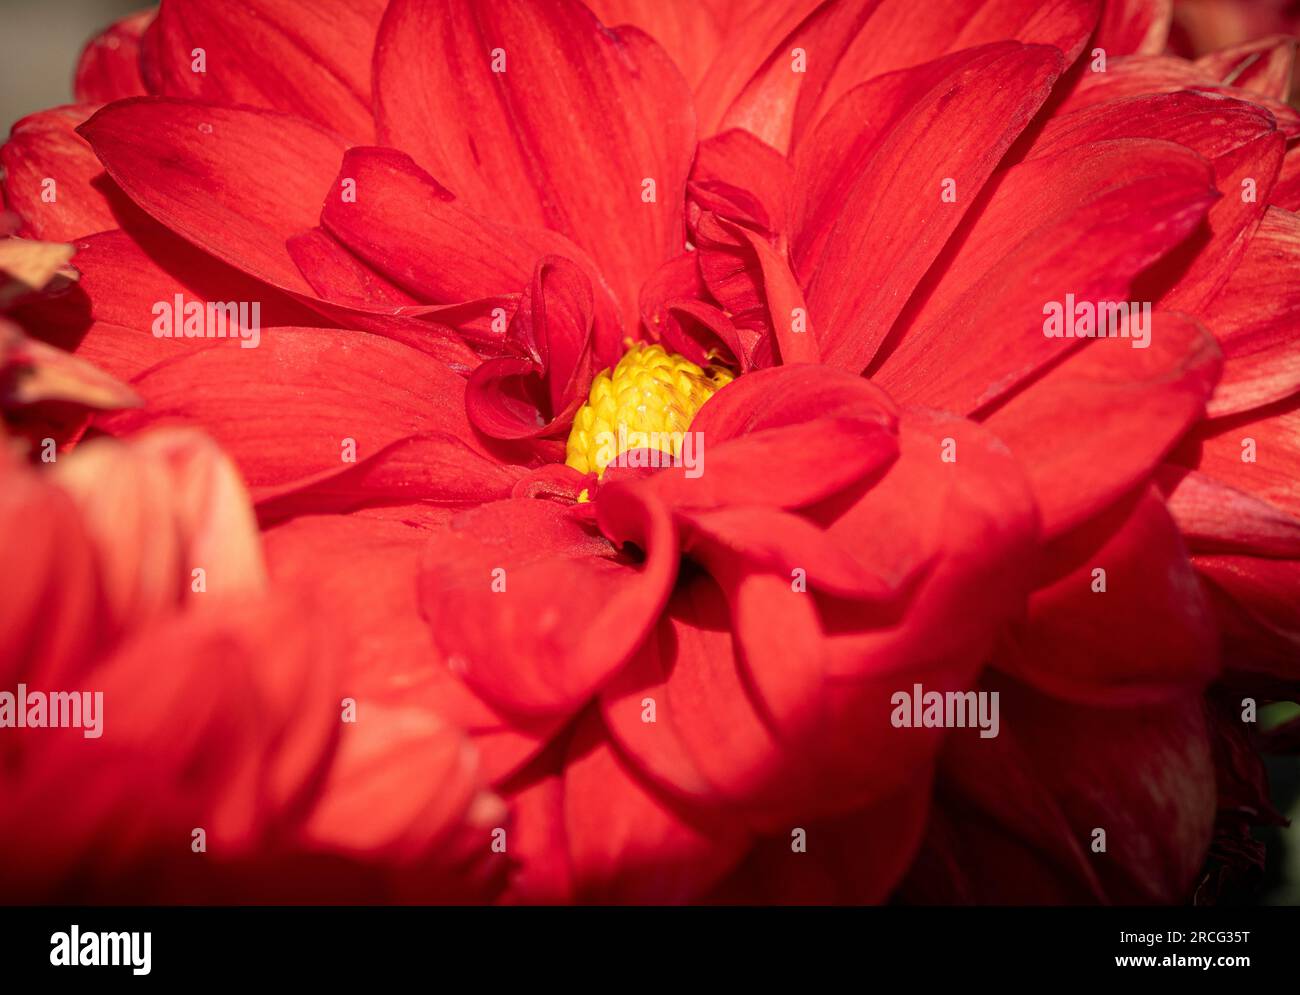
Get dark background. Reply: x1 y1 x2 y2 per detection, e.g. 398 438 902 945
1 0 142 132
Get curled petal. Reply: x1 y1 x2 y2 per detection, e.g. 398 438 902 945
464 257 595 441
418 495 678 715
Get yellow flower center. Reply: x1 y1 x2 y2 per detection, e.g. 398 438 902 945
565 343 734 480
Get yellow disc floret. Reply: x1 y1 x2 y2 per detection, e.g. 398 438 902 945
565 343 734 479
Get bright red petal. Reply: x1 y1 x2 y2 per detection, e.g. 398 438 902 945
797 43 1064 373
982 312 1221 537
417 496 678 715
373 0 696 326
98 327 501 506
79 99 347 298
871 139 1216 413
585 0 724 87
562 715 748 903
1094 0 1173 55
141 0 386 142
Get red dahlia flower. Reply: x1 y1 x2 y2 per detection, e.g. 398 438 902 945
1 0 1297 904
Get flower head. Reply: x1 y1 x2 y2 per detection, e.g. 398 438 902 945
1 0 1298 904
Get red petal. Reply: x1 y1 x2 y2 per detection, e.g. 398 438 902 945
733 221 819 364
681 506 906 600
598 581 729 808
692 212 764 318
76 108 491 364
798 43 1065 373
417 496 678 715
281 231 497 367
659 299 758 372
584 0 724 87
300 693 506 901
1147 130 1283 313
688 129 792 234
464 257 595 440
693 0 822 140
1175 396 1300 524
815 408 1039 691
611 571 792 803
1058 53 1300 136
744 410 1039 825
981 312 1221 538
1094 0 1173 55
696 0 1095 150
996 487 1218 705
1 106 135 241
1028 89 1278 164
1165 397 1300 684
98 327 496 502
285 226 418 309
601 568 830 826
140 0 386 143
1271 145 1300 210
639 252 703 342
695 214 819 364
78 99 347 298
811 0 1097 132
598 473 937 829
692 358 898 438
264 510 556 785
74 10 152 104
902 677 1214 904
373 0 696 325
0 460 105 686
871 139 1216 413
562 714 749 903
0 597 344 900
323 146 545 299
1195 554 1300 690
1026 89 1283 312
1162 466 1300 558
52 429 268 638
499 774 573 904
606 365 900 511
1196 35 1297 101
712 0 885 155
706 783 930 903
1201 207 1300 417
63 227 319 383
